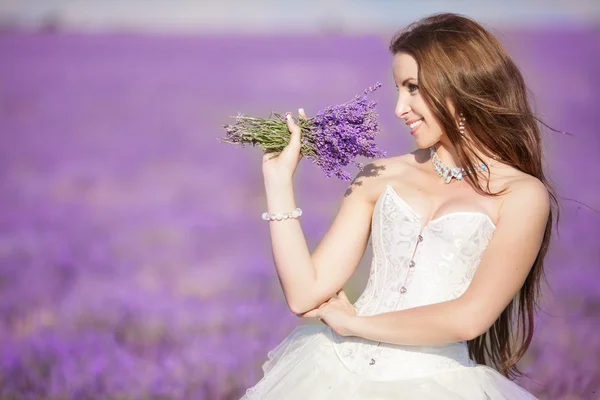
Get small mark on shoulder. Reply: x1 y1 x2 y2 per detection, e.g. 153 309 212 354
344 162 388 197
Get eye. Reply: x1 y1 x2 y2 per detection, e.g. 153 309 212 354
407 83 419 93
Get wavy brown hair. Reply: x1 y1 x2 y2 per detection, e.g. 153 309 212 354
389 13 559 379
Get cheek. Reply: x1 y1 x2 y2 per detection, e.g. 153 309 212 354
416 119 444 148
415 100 440 133
425 118 442 133
414 97 432 117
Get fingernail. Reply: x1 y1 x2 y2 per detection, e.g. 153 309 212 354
285 112 292 120
299 108 304 114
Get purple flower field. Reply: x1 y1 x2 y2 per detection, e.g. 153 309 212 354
0 29 598 399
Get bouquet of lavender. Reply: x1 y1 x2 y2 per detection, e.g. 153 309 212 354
220 82 387 181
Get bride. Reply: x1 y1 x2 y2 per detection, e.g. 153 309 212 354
243 12 556 400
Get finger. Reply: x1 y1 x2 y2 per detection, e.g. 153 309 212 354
285 112 302 152
298 108 307 120
285 112 298 133
296 110 306 159
300 309 319 318
298 108 307 159
337 289 350 302
285 112 300 138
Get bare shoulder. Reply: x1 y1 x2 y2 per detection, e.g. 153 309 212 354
504 173 549 204
344 150 423 204
499 172 551 223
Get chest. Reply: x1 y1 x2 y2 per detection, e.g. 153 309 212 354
388 172 499 225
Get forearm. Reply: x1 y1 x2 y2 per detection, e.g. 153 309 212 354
346 298 476 346
264 179 317 314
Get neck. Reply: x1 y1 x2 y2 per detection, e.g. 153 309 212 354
434 140 461 168
432 139 500 174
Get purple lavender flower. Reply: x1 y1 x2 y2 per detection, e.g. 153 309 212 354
302 82 386 180
221 82 387 181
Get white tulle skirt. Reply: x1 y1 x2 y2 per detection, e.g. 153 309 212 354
242 324 537 400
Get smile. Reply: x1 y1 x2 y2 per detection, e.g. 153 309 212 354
409 119 424 134
409 119 423 129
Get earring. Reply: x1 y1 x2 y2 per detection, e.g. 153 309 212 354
458 112 465 134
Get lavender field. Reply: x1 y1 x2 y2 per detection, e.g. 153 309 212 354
0 29 599 399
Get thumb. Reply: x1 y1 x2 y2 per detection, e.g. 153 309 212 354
262 152 276 163
337 289 349 302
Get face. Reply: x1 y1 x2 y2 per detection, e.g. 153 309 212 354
392 52 446 149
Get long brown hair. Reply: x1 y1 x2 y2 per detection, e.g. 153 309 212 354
389 13 559 379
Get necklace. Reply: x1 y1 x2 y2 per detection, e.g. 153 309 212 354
429 146 493 184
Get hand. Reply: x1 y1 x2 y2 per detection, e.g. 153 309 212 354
301 289 357 337
262 108 307 185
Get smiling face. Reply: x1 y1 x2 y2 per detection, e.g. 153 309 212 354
392 52 449 149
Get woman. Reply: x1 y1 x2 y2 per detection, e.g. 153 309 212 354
244 12 556 399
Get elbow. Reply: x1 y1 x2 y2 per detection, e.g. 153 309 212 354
289 303 309 316
285 294 312 316
459 300 490 341
287 292 325 316
287 298 318 316
461 321 487 341
285 281 327 316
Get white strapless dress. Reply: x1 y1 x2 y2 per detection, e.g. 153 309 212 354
242 184 537 399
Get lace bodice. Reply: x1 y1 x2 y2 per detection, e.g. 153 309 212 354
330 184 496 379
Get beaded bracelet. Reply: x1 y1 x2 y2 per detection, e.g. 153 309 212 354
261 208 303 221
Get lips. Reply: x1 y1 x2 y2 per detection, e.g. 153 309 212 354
408 118 424 135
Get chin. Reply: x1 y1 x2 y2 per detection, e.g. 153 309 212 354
414 137 439 149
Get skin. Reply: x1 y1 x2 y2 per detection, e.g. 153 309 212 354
261 52 550 345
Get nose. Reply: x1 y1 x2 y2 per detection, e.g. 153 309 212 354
394 93 411 120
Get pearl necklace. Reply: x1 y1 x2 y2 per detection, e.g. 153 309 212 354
429 146 492 184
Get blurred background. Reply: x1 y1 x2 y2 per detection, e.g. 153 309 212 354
0 1 598 399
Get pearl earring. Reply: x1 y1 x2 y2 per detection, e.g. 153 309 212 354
458 112 465 134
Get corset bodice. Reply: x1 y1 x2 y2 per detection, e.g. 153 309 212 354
331 184 496 378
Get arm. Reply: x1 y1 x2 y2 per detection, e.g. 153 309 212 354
342 177 550 345
265 168 376 315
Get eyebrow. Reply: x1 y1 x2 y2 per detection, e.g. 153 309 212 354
395 77 417 87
